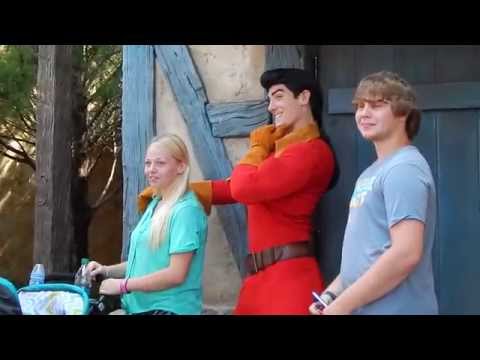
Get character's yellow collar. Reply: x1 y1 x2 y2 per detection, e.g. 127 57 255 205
274 122 321 156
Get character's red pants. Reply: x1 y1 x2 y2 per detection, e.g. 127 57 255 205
234 257 324 315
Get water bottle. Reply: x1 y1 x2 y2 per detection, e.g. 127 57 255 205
29 263 45 286
74 258 92 295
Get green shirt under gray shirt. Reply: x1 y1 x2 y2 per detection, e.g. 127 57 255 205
122 191 208 315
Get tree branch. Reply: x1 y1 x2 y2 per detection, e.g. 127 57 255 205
1 117 33 137
84 151 104 178
87 97 111 130
91 144 121 210
3 126 34 162
0 134 35 146
86 64 121 104
92 184 121 213
86 109 120 151
17 110 36 135
0 147 36 170
85 48 121 90
0 137 32 159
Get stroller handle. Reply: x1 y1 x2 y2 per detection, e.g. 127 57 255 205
45 272 75 283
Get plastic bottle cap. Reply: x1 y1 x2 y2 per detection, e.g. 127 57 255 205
81 258 89 265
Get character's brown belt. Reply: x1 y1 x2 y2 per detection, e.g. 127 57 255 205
245 241 314 276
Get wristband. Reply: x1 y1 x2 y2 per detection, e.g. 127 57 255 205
125 278 130 293
321 291 337 305
120 279 130 294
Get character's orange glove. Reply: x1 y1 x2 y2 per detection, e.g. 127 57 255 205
237 124 289 166
189 180 213 215
137 186 156 213
137 181 213 216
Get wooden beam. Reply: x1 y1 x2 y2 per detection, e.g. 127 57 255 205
154 45 248 276
265 45 305 70
34 45 74 273
121 45 155 260
207 100 269 138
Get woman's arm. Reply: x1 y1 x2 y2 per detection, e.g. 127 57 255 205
104 262 127 279
323 220 424 315
87 261 126 279
99 253 193 295
127 252 193 291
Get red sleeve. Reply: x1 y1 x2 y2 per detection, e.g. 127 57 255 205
229 142 332 204
211 179 237 204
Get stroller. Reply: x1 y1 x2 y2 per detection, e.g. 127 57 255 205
0 273 116 315
17 283 90 315
0 277 22 315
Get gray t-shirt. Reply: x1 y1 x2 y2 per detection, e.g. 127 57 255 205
340 145 438 315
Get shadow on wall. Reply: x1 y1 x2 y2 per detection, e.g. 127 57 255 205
0 155 122 287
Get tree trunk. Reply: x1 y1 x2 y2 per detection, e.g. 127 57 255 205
34 45 75 273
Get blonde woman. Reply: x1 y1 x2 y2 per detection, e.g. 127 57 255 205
86 134 208 315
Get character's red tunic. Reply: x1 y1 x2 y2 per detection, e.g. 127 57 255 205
212 123 335 314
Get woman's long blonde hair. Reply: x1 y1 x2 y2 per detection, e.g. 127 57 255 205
148 134 190 249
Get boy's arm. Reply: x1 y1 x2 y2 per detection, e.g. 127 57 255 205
323 219 424 315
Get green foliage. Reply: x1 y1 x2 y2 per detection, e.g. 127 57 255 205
0 45 122 168
0 46 37 120
83 45 122 155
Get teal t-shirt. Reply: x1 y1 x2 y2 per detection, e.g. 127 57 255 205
122 191 208 315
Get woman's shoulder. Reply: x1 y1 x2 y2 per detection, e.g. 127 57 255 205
170 192 208 231
172 191 207 217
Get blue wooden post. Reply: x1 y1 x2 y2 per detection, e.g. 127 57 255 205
206 100 270 138
121 45 155 260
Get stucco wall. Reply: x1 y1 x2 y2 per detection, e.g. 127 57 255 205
155 45 266 308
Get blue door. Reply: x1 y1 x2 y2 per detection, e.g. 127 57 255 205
307 45 480 314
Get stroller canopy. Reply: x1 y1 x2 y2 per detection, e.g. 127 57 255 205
0 277 22 315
